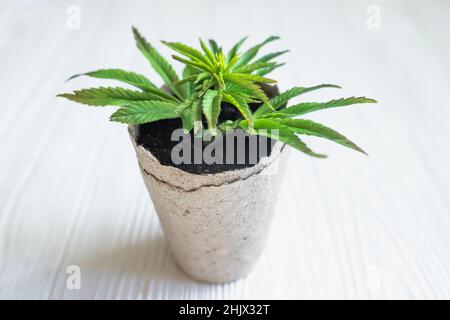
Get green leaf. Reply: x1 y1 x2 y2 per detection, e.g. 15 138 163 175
174 95 194 114
162 40 213 70
224 74 270 104
253 50 289 64
169 76 197 87
211 93 223 132
231 73 277 83
132 27 184 99
202 90 221 132
57 87 165 106
195 72 211 84
183 65 200 78
68 69 158 91
223 92 253 126
263 97 377 118
182 66 199 96
180 109 194 132
276 119 367 154
191 98 203 135
208 39 221 55
225 55 240 72
71 69 179 102
254 84 342 117
199 38 217 66
232 36 280 71
242 119 327 158
110 101 178 124
234 62 275 74
226 36 247 63
175 95 199 132
225 83 255 101
218 119 241 131
172 55 212 73
254 62 285 76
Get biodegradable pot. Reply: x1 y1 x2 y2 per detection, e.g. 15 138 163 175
128 125 289 283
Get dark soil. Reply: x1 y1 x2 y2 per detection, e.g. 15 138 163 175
137 84 279 174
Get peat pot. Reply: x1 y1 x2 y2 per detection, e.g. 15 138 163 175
128 125 289 283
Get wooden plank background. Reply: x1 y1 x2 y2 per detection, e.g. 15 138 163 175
0 0 449 299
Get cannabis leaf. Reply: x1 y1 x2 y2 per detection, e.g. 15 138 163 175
226 36 247 64
262 97 377 118
223 92 253 126
58 28 377 158
208 39 221 55
253 50 289 64
132 27 185 99
110 101 178 124
202 89 221 134
241 119 327 158
255 62 285 76
68 69 157 91
273 118 366 154
254 84 341 117
232 36 280 71
57 87 165 106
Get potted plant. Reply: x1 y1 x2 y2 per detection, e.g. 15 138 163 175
58 27 376 283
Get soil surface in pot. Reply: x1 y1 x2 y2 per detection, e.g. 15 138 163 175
137 85 280 174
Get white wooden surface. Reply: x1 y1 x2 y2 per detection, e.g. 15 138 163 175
1 0 449 300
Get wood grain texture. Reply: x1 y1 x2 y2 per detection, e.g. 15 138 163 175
0 0 449 299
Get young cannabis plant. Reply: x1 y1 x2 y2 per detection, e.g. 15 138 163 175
58 27 376 158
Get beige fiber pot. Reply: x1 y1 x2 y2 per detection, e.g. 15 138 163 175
128 125 289 283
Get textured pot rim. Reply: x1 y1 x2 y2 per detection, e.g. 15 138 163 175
128 125 286 191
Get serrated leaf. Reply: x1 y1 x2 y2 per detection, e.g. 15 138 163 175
263 97 377 118
226 36 247 63
223 92 253 126
232 36 280 71
225 55 240 72
223 74 270 104
176 95 199 132
110 101 178 124
57 87 165 106
231 73 277 83
254 84 342 117
225 83 254 100
234 62 275 74
175 95 194 114
191 98 203 135
182 66 198 96
195 72 211 84
68 69 157 91
276 118 366 154
218 119 241 131
169 76 197 87
132 27 184 99
202 90 221 132
199 38 217 66
71 69 178 102
162 41 213 70
241 119 327 158
253 50 289 64
208 39 221 55
180 109 194 132
172 55 212 73
254 62 285 76
183 65 200 78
